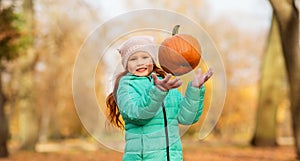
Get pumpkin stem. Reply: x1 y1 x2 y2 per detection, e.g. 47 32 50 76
172 25 180 36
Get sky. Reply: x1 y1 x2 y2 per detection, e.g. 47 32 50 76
84 0 273 31
206 0 271 17
205 0 272 30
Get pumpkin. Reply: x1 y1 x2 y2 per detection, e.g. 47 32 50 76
158 25 201 76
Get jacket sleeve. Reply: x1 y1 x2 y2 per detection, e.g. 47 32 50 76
177 82 205 125
117 77 167 125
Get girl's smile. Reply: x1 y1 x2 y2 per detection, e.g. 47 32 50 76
136 67 147 72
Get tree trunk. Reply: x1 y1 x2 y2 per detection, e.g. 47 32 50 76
0 71 9 157
0 1 11 157
18 0 39 150
251 16 286 146
269 0 300 158
18 72 39 150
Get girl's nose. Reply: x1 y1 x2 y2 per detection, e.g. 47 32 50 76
137 59 144 66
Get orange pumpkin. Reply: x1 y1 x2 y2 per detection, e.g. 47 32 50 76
158 25 201 76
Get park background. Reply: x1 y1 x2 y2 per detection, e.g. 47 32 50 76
0 0 299 160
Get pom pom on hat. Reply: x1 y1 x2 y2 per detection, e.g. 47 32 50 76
118 36 157 69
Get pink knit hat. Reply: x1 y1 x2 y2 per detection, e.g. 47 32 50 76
117 36 157 69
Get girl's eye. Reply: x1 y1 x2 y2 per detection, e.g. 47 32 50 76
143 56 150 59
129 58 136 61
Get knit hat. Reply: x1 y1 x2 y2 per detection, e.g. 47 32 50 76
117 36 157 69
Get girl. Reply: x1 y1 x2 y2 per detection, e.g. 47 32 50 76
106 36 213 161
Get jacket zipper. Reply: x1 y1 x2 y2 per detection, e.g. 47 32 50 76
149 75 170 161
162 102 170 161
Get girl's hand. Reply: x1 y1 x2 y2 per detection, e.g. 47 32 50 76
192 68 214 88
152 73 183 92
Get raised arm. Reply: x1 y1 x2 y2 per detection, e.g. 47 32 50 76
178 68 213 125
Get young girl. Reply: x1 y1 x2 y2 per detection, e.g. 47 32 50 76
106 36 213 161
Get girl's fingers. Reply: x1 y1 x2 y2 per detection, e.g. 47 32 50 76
162 74 172 83
167 77 180 86
156 84 167 92
168 79 182 88
197 68 213 80
204 68 214 82
152 73 158 83
191 68 214 88
153 72 184 90
153 74 169 91
172 80 183 88
162 77 182 90
206 68 213 77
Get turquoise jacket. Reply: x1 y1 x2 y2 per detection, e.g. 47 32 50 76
116 73 205 161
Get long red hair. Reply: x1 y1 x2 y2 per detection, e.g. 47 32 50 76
106 64 166 129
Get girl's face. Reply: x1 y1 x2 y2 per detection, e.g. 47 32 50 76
127 51 154 77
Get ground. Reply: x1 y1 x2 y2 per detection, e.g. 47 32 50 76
0 139 298 161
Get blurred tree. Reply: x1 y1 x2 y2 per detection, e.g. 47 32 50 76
0 0 24 157
0 74 8 157
253 0 299 159
35 0 100 140
18 0 39 150
251 16 286 146
269 0 300 158
203 17 264 143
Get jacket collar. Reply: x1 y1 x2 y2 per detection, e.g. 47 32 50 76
125 72 156 81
